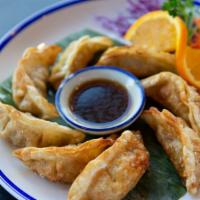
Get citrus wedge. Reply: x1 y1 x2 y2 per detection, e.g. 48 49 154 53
124 10 187 53
176 46 200 89
124 10 200 89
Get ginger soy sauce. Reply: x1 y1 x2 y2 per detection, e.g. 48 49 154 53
69 79 129 123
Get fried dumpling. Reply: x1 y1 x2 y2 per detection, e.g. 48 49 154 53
67 130 149 200
142 107 200 194
14 137 113 183
142 72 200 136
13 43 61 119
96 46 175 77
0 102 85 147
49 35 113 88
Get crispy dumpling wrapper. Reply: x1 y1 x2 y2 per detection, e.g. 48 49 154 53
96 46 175 77
0 102 85 147
142 107 200 194
13 43 61 119
14 137 113 183
67 130 149 200
142 72 200 136
49 35 113 88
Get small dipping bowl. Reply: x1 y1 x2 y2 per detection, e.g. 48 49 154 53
56 66 145 135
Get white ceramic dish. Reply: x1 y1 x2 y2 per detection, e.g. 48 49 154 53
0 0 200 199
56 66 145 135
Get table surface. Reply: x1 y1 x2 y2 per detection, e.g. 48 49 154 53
0 1 63 199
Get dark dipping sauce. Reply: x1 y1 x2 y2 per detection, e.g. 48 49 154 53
69 79 129 123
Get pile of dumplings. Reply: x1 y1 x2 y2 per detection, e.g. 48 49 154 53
1 33 200 200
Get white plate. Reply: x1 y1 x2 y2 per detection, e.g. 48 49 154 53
0 0 200 199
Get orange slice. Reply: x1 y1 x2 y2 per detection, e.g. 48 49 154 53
176 46 200 89
124 10 200 89
124 10 187 53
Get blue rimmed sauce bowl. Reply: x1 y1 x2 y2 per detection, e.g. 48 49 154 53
55 66 145 135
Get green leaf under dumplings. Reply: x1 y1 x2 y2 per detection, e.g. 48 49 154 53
0 76 15 106
0 29 186 200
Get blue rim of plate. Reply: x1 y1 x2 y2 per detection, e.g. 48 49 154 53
0 170 36 200
56 66 146 133
0 0 200 199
